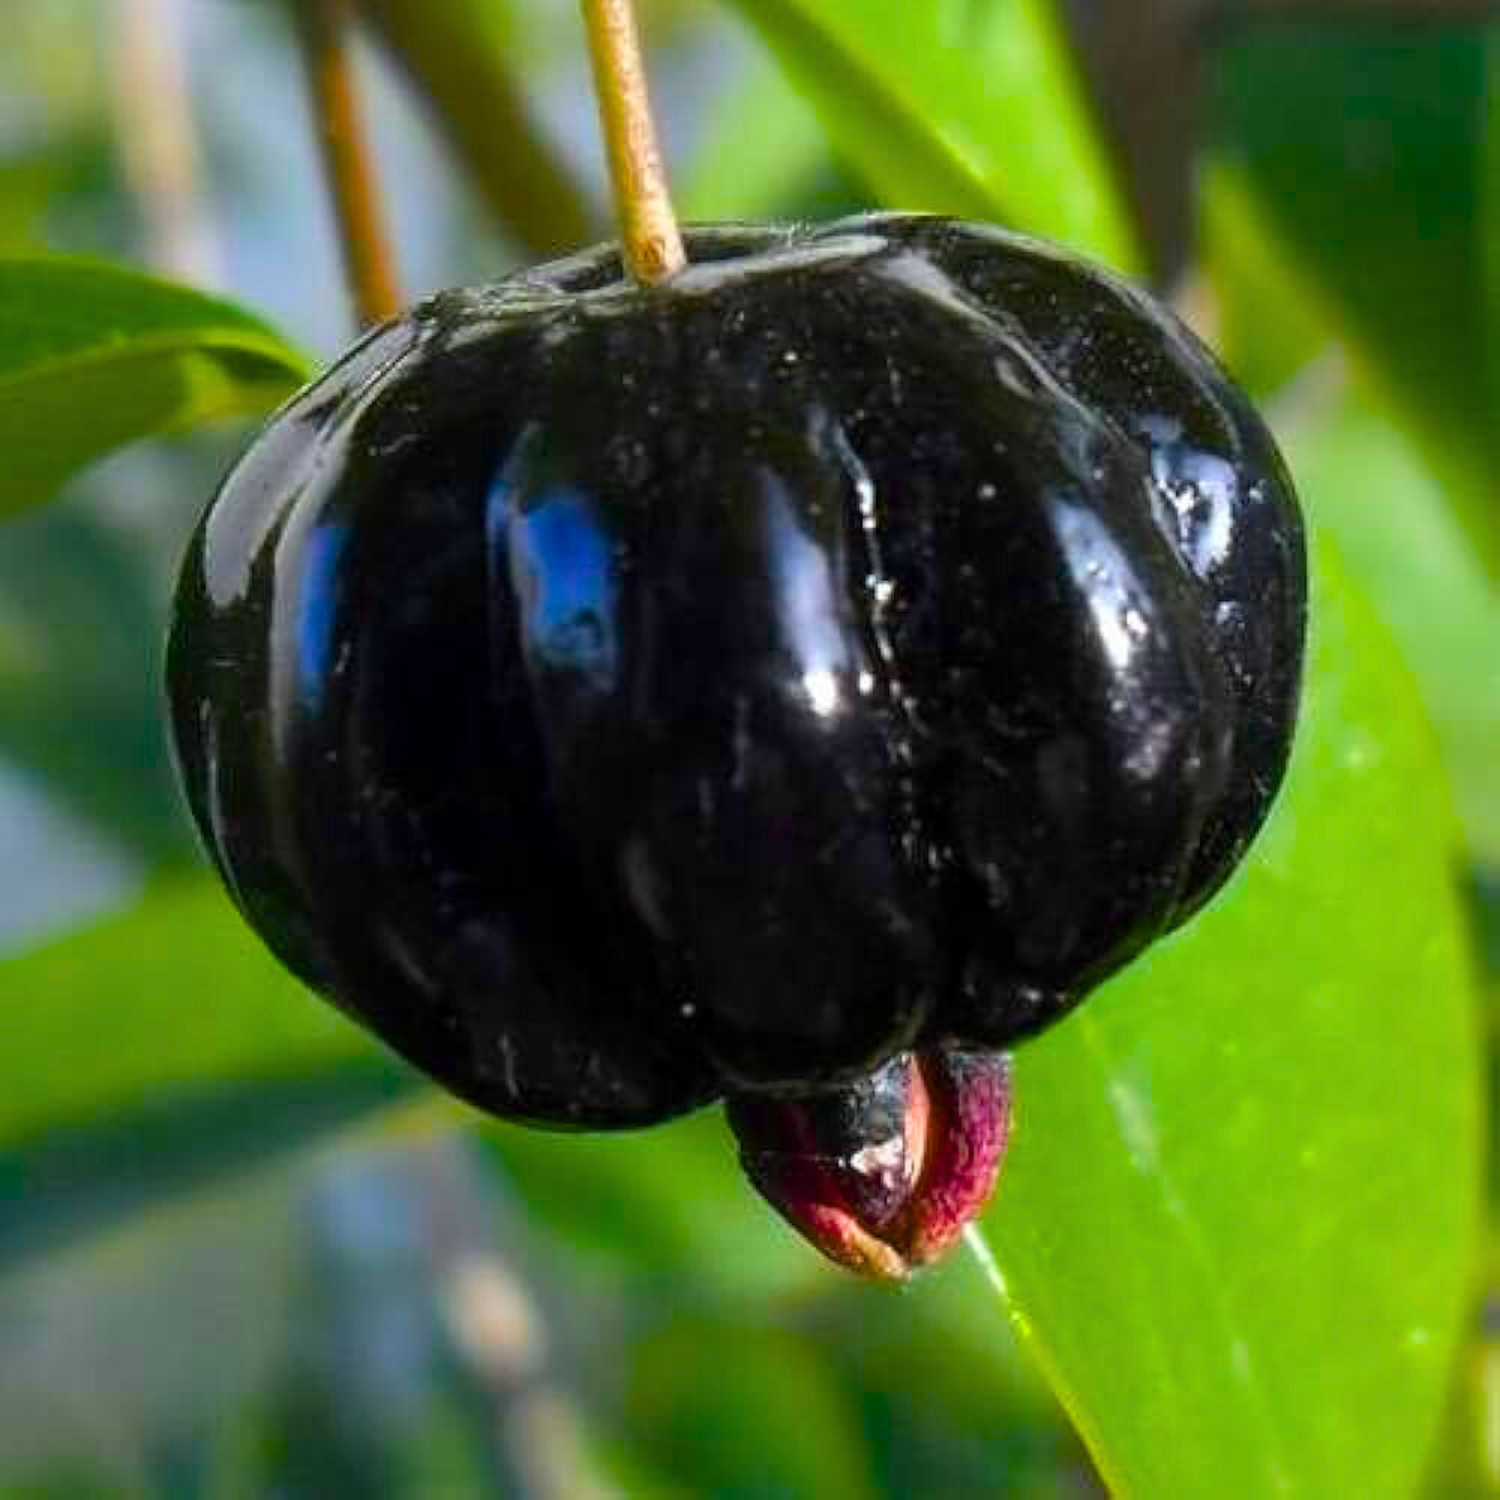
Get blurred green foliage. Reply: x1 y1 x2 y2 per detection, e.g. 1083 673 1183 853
1211 25 1500 579
0 0 1494 1495
0 259 307 523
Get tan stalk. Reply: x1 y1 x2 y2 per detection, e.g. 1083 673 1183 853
296 0 402 326
579 0 685 285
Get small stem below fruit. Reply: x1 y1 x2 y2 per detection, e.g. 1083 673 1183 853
295 0 403 327
727 1050 1012 1280
579 0 685 286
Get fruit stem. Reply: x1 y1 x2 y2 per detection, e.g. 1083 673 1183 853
579 0 686 285
295 0 403 327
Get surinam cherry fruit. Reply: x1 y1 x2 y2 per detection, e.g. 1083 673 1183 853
166 215 1306 1278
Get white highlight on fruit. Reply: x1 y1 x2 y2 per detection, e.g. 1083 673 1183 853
760 470 849 720
803 667 840 717
849 1133 905 1182
1054 499 1152 673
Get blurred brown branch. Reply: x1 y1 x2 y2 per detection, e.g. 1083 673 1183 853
296 0 403 326
358 0 601 258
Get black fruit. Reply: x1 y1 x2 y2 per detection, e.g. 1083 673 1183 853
167 215 1305 1144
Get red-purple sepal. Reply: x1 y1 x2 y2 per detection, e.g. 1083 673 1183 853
727 1048 1013 1280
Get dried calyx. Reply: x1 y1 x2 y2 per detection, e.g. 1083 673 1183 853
727 1048 1013 1280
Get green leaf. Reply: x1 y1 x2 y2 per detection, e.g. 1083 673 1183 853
1283 388 1500 866
0 873 817 1295
678 52 840 223
1199 162 1333 401
1203 160 1500 864
0 878 423 1267
0 871 800 1293
813 1258 1088 1497
983 544 1484 1494
718 0 1140 269
0 880 379 1148
0 257 309 520
1208 23 1500 577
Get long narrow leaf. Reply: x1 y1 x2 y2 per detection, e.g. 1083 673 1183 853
720 0 1141 269
0 258 308 520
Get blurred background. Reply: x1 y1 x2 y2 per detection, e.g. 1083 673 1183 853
0 1 1495 1495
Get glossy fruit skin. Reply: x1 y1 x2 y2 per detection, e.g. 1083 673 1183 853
167 214 1306 1128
